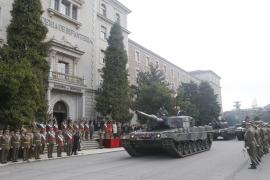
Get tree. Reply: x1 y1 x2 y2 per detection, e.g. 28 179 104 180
175 82 200 122
95 23 132 123
0 0 48 127
197 81 221 125
133 64 174 123
6 0 49 121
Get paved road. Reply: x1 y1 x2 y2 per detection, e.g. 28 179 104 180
1 140 270 180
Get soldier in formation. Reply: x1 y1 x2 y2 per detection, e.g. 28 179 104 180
244 121 270 169
0 118 97 164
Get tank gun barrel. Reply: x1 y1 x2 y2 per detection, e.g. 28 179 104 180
135 110 163 122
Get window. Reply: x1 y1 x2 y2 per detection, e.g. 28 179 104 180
62 0 71 16
171 69 174 78
54 0 60 11
156 61 159 68
163 65 167 73
146 56 150 66
115 13 120 23
101 4 106 17
135 51 140 63
72 5 78 20
100 50 105 64
58 61 69 74
100 26 107 40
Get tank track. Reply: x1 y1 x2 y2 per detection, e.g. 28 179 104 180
162 139 212 158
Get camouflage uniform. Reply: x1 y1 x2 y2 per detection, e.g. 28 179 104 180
245 125 258 169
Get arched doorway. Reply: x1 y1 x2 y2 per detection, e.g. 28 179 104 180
53 101 68 129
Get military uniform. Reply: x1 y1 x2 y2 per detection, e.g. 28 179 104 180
56 131 64 157
46 127 55 158
84 123 90 140
21 131 31 161
33 130 41 159
1 130 11 164
40 125 46 154
245 125 258 169
11 130 21 162
64 129 73 156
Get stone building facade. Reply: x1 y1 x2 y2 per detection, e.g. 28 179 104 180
0 0 222 124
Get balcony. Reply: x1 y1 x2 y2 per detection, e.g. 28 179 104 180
50 71 85 86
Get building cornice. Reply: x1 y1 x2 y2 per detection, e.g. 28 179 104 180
49 39 85 57
97 13 130 34
108 0 132 14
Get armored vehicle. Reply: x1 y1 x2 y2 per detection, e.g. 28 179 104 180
211 120 236 140
235 121 246 141
121 111 214 158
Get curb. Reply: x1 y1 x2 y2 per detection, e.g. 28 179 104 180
0 147 125 168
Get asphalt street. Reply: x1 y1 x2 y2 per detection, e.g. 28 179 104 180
1 140 270 180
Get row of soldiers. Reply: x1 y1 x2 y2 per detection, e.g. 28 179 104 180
244 121 270 169
0 120 91 164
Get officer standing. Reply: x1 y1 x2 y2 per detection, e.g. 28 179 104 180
1 129 11 164
21 129 31 161
33 129 41 159
56 130 64 157
64 128 73 156
40 124 46 154
10 130 21 162
46 125 55 158
245 122 259 169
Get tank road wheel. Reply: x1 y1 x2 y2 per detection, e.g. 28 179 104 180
183 142 190 155
191 142 197 153
199 140 204 151
195 141 200 152
177 143 184 157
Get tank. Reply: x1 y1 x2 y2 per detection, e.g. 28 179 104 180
235 121 246 141
211 120 236 140
121 111 214 158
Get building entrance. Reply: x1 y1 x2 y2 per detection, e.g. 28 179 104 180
53 101 68 129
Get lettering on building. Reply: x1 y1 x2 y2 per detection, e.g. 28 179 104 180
41 17 91 44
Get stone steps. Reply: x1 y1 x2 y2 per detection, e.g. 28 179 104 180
43 140 99 154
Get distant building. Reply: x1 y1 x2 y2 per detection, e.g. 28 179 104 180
189 70 222 111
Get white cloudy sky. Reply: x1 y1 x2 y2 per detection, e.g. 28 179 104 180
118 0 270 111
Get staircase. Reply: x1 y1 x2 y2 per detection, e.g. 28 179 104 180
43 139 99 154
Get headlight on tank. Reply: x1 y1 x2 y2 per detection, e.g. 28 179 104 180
130 134 135 139
156 133 161 138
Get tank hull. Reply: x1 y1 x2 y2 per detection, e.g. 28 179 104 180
122 130 213 158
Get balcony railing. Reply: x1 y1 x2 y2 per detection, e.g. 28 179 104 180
50 71 85 86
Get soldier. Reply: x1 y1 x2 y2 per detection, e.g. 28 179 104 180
10 130 21 162
40 124 46 154
253 124 263 162
84 121 90 140
46 125 55 158
33 129 41 159
1 129 11 164
0 129 3 160
261 124 269 154
64 128 73 156
56 130 64 157
21 129 31 161
98 127 105 149
245 123 259 169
